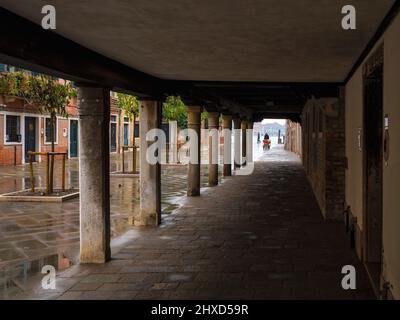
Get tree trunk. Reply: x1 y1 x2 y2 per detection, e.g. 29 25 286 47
132 114 137 173
132 114 136 146
49 113 56 193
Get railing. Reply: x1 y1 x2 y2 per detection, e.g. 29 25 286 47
27 151 67 194
120 146 138 173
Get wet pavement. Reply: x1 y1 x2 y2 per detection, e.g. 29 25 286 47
0 141 260 298
1 144 374 299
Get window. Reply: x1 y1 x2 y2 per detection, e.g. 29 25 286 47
110 115 117 122
124 117 130 123
45 117 58 143
5 115 21 143
6 65 16 72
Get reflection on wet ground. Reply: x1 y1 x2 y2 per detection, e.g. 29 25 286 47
0 140 265 298
0 150 222 298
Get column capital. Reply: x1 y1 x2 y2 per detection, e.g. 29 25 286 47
187 106 202 113
207 111 220 118
208 112 220 128
222 114 233 129
232 117 241 128
77 87 110 117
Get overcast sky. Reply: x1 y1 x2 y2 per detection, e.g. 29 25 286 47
261 119 286 125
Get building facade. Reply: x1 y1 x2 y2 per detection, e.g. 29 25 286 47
0 66 139 165
284 120 302 158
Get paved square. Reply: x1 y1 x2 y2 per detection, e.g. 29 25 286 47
3 146 374 299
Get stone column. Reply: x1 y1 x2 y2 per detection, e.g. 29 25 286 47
187 106 201 196
169 120 178 164
77 86 111 264
136 100 161 226
247 121 254 164
233 117 241 170
208 112 219 186
241 120 248 167
222 114 232 176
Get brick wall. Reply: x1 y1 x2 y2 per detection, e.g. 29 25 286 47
300 94 345 220
324 97 346 220
285 120 302 158
39 117 69 161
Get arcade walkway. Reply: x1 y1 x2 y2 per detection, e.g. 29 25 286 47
39 147 375 299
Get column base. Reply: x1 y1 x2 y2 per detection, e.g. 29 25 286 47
187 189 200 197
223 165 232 177
80 250 111 264
134 213 160 227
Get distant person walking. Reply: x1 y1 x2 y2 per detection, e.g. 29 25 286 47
263 132 271 150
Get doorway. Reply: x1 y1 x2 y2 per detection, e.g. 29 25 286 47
110 122 117 152
24 116 37 162
363 45 383 293
69 119 78 158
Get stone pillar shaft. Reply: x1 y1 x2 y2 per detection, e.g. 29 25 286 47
241 120 248 167
187 106 201 196
169 120 178 164
247 122 254 164
222 115 232 176
78 86 111 264
137 100 161 226
208 112 219 186
233 118 241 170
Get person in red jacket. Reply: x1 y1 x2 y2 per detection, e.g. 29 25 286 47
263 132 270 150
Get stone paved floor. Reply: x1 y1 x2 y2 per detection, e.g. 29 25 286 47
0 150 217 293
6 145 374 299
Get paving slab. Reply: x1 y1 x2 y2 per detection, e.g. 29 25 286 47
42 145 374 300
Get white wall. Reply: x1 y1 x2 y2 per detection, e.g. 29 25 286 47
345 69 363 230
382 13 400 299
345 12 400 299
